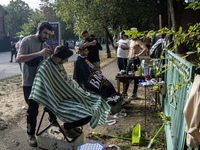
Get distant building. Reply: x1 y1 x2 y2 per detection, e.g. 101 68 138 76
0 5 8 39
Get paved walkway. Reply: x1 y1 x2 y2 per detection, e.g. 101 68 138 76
0 44 113 80
0 52 22 79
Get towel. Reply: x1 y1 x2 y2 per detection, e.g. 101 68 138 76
183 75 200 148
29 57 111 129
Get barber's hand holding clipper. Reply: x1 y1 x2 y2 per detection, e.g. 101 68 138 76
38 47 53 56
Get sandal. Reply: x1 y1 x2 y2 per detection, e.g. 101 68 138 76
60 124 81 138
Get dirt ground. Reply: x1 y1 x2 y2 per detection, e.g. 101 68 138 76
0 50 165 150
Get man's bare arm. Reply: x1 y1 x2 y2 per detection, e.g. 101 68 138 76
137 40 148 56
16 48 53 63
113 37 118 47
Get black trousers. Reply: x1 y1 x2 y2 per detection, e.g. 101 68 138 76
145 45 150 55
125 58 141 94
64 116 92 130
23 86 39 135
10 50 16 62
117 57 127 71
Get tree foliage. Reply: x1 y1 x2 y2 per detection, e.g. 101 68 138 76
4 0 32 37
55 0 167 58
124 1 200 67
39 0 78 40
17 10 44 36
56 0 167 35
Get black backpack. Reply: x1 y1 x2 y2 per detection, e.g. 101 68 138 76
150 43 163 58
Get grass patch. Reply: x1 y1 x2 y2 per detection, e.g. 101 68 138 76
0 74 21 82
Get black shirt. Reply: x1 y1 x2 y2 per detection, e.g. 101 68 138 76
11 44 16 52
84 37 100 63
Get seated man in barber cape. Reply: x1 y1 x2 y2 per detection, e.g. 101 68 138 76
73 45 130 106
29 45 111 138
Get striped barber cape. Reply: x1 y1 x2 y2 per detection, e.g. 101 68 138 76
29 57 111 129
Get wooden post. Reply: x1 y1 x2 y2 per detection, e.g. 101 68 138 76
159 14 162 29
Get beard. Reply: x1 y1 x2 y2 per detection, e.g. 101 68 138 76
38 35 47 43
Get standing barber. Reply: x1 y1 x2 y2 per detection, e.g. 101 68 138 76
16 22 53 147
82 30 100 71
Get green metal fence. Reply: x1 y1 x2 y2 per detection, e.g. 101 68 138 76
163 50 196 150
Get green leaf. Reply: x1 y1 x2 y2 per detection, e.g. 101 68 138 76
197 47 200 53
188 26 194 32
186 51 196 55
179 26 182 33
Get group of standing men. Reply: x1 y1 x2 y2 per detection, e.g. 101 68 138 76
113 31 149 99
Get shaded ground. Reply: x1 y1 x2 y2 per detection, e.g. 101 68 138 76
0 51 165 150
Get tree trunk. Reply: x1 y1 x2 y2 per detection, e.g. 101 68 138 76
104 28 111 58
168 0 186 56
167 0 173 49
104 26 117 52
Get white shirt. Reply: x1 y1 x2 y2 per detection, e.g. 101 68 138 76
16 40 22 52
117 39 129 58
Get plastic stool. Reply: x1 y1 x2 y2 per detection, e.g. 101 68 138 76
77 142 106 150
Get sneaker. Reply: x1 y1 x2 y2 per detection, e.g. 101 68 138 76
128 93 137 100
121 98 131 106
27 134 37 147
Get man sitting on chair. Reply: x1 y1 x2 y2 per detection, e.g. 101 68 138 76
29 45 111 138
73 45 130 106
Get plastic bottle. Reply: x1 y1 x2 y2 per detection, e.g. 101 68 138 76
138 66 142 76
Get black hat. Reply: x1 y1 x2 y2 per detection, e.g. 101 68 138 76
81 30 88 35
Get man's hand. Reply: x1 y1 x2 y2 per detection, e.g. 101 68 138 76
83 42 88 47
113 36 116 41
17 48 53 63
120 45 129 50
120 45 125 49
39 48 53 56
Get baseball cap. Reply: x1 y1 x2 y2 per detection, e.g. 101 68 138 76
20 35 24 38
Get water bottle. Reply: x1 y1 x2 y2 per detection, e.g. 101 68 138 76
138 66 142 76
